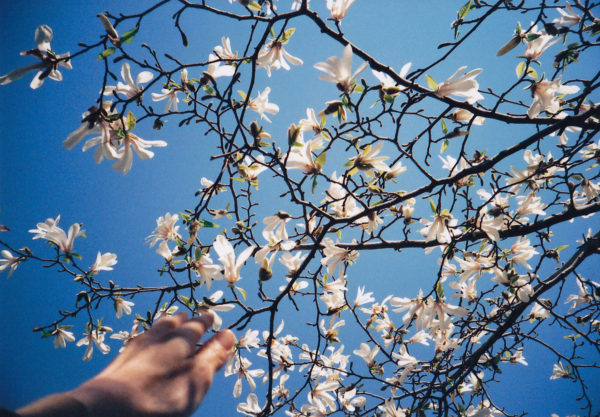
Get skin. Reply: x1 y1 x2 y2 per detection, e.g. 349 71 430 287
18 311 236 417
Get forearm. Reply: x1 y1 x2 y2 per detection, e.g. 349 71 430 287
15 393 88 417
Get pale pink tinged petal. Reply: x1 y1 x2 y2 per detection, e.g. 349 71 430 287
446 66 468 83
151 91 169 101
136 71 153 84
0 63 45 85
35 25 53 51
558 84 580 95
81 136 103 152
29 71 46 89
102 86 117 96
351 61 368 81
113 146 133 175
237 245 256 268
212 65 235 78
47 69 62 82
283 51 303 66
527 99 543 118
121 62 135 88
64 124 99 150
93 146 104 164
57 53 72 70
399 62 412 77
342 44 353 74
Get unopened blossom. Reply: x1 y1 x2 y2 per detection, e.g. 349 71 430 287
372 62 412 95
0 25 72 89
52 327 75 349
452 108 485 125
348 142 390 176
214 37 237 60
257 38 303 77
553 2 581 28
527 78 580 118
550 361 570 380
248 87 279 122
314 44 368 92
286 135 324 174
146 212 181 247
76 331 111 362
0 250 21 277
511 236 538 269
103 62 153 98
435 66 483 104
90 252 117 273
212 235 255 285
320 238 358 277
523 25 558 59
114 297 134 318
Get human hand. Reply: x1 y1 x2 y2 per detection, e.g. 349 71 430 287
70 311 235 417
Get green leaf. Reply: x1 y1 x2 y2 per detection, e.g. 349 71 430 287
496 36 521 57
247 1 262 11
429 198 438 215
353 84 364 93
203 84 215 96
237 89 247 100
515 61 526 78
556 245 568 252
126 111 136 131
458 0 473 19
441 118 448 135
97 47 116 60
425 75 438 91
315 151 327 169
281 28 296 43
441 139 449 154
436 282 445 298
198 219 219 228
312 175 318 194
525 33 541 42
236 286 247 301
120 26 139 44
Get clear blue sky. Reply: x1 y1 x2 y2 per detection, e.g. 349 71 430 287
1 1 598 416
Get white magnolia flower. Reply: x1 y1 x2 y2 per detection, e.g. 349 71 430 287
527 78 580 118
326 0 356 20
76 331 111 362
550 361 570 380
523 24 558 59
320 238 359 277
553 2 581 28
52 327 75 349
314 44 368 92
192 253 223 290
298 108 322 136
0 25 72 89
212 235 255 285
452 108 485 125
204 53 235 81
262 212 291 242
0 250 21 277
378 398 406 417
196 290 235 331
248 87 279 122
510 236 538 269
236 393 262 416
238 155 268 181
146 213 181 247
103 62 153 98
151 88 179 113
565 278 597 312
420 213 457 244
435 66 483 104
286 135 324 174
510 348 528 366
372 62 412 95
348 142 390 176
393 344 418 369
114 297 134 318
214 37 237 60
257 38 303 77
354 286 375 307
353 342 379 367
113 132 167 175
90 252 117 273
32 217 84 254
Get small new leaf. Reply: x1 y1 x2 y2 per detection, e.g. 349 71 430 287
126 111 136 131
425 75 438 91
120 27 139 44
97 47 116 60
